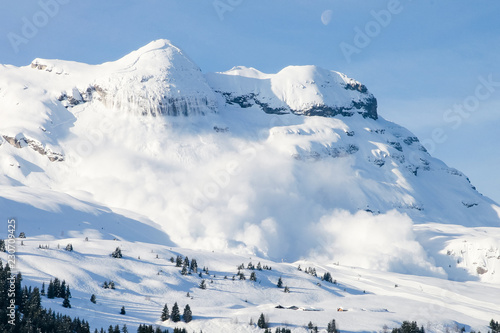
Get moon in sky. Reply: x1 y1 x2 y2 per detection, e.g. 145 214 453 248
321 9 333 26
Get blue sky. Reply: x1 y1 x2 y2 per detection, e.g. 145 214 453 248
1 0 499 203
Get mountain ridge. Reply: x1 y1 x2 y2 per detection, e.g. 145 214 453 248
0 39 498 275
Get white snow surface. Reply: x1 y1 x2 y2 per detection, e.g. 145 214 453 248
0 39 499 332
28 39 217 117
206 65 377 118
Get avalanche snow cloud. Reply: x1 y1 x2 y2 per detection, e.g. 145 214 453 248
0 39 499 277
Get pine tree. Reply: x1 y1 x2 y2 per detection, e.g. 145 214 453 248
284 286 290 293
190 259 198 273
65 243 73 251
41 282 45 296
327 319 338 333
120 306 126 315
393 321 421 333
122 324 129 333
176 255 183 267
62 296 71 308
277 277 283 288
20 285 29 312
183 304 192 323
90 294 96 304
161 303 170 321
47 279 55 299
53 278 61 297
257 313 268 328
111 247 122 258
60 280 66 298
181 264 188 275
490 319 500 333
199 279 206 290
113 325 120 333
171 302 181 322
250 272 257 281
25 287 41 317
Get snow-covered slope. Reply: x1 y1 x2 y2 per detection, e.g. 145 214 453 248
206 65 377 119
2 224 499 332
23 39 217 118
1 38 499 313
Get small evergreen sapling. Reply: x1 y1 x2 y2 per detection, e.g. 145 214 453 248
111 247 122 258
62 296 71 308
199 280 206 290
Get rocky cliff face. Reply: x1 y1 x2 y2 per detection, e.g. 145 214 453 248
27 40 376 120
92 40 218 116
206 65 378 119
29 39 218 117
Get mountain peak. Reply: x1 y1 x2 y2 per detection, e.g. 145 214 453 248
27 40 377 120
207 64 377 119
94 39 217 116
113 39 189 69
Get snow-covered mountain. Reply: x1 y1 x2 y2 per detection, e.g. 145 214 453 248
0 39 499 332
206 65 377 119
